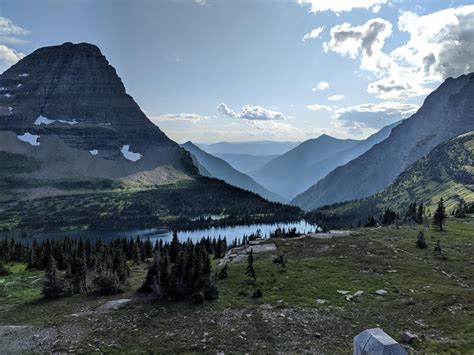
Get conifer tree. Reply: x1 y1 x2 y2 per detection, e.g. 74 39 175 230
169 231 179 264
417 203 424 224
433 198 447 231
42 256 64 298
245 249 256 280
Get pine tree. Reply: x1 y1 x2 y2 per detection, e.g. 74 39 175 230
245 249 256 280
417 203 424 224
169 230 179 264
433 198 447 231
42 256 64 298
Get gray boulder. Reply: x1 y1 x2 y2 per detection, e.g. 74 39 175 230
354 328 407 355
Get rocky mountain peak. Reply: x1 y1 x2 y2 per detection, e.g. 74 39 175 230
0 42 196 183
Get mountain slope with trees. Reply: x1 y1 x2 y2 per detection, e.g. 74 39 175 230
307 131 474 227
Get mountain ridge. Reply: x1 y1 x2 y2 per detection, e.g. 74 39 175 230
293 73 474 211
181 141 286 203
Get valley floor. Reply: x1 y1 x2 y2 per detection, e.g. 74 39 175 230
1 218 473 353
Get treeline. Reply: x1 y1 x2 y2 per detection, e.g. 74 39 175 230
0 234 229 302
2 177 302 232
309 198 472 230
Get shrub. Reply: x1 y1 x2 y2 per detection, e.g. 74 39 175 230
252 289 263 299
416 231 428 249
0 262 10 277
95 273 126 295
191 291 205 305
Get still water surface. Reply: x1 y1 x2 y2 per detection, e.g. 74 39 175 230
1 220 316 244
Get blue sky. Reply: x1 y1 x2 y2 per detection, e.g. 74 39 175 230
1 0 473 143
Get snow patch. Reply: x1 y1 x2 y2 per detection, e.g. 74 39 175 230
0 87 6 91
58 119 78 125
4 93 11 98
121 145 142 162
8 107 12 112
16 83 22 88
18 73 29 77
34 115 55 126
89 149 99 156
17 132 40 146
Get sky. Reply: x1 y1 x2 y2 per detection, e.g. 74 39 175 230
1 0 473 143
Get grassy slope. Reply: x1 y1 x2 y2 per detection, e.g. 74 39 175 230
309 132 474 227
1 217 473 353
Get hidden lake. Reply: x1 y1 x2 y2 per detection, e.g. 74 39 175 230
0 220 317 244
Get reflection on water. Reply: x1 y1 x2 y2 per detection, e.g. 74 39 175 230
1 220 316 244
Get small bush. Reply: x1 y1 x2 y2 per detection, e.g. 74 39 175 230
0 262 10 276
204 282 219 301
416 231 428 249
95 273 126 295
252 289 263 299
191 291 205 305
218 264 228 279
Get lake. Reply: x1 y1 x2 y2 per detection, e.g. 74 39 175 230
1 220 316 245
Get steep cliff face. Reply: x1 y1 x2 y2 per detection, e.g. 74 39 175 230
293 73 474 211
0 42 196 183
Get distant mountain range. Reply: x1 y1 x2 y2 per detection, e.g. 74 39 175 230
252 135 359 200
214 153 277 175
309 131 474 227
293 73 474 211
250 122 399 200
197 141 299 156
181 142 285 203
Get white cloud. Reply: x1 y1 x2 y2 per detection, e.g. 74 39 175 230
298 0 388 13
0 45 24 66
324 5 474 99
151 113 209 122
302 26 324 42
307 104 333 111
0 17 29 37
333 102 419 133
0 17 29 72
328 95 345 101
312 81 329 91
217 103 287 121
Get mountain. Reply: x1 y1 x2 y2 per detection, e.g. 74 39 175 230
308 131 474 227
197 141 299 156
252 135 359 200
0 42 194 185
214 153 277 174
181 142 285 202
0 42 300 230
293 73 474 211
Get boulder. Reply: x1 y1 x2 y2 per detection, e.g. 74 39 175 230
353 328 407 355
402 331 417 344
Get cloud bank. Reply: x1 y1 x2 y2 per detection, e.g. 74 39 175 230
298 0 388 13
324 5 474 99
217 103 287 121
